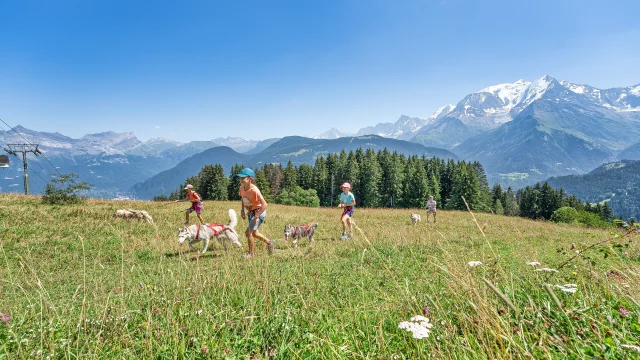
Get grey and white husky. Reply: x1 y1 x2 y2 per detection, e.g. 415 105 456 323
284 223 318 247
178 209 241 254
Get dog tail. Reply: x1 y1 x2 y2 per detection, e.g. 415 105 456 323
228 209 238 229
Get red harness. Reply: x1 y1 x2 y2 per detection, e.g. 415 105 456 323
195 223 228 239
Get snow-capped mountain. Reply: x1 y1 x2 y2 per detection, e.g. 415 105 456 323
411 75 640 149
314 128 354 139
350 115 423 139
453 75 640 187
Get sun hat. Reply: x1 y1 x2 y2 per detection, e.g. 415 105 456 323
184 184 194 190
340 182 351 189
236 168 256 178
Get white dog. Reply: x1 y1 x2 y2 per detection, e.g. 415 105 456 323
113 209 154 224
411 213 421 225
178 209 241 254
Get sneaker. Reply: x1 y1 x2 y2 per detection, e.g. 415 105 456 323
348 232 353 239
267 240 275 255
241 253 254 260
340 232 347 240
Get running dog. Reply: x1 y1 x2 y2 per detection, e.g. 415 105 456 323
178 209 241 254
284 223 318 247
113 209 153 224
411 213 421 225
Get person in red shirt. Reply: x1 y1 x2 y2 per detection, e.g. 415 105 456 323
237 168 274 258
175 184 204 225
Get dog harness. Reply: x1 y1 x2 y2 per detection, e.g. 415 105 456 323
295 225 313 235
195 223 230 239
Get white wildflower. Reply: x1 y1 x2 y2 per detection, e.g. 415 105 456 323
534 268 558 273
467 261 483 267
195 309 203 315
554 284 578 293
621 344 640 353
398 315 434 339
526 261 541 266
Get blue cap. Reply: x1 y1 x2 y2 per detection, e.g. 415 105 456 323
236 168 255 178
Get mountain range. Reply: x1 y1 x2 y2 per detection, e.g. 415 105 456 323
317 75 640 186
2 75 639 204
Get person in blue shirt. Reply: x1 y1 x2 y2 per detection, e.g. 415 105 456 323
337 182 356 240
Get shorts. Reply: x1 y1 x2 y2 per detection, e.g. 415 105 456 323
427 207 437 214
187 202 203 214
341 206 354 219
247 210 266 231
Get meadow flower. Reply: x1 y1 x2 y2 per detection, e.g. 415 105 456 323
195 309 203 315
534 268 558 273
467 261 483 267
619 306 630 317
554 284 578 293
526 261 541 266
0 313 11 323
398 315 434 339
423 306 430 316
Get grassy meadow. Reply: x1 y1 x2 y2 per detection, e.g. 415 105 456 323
0 193 639 359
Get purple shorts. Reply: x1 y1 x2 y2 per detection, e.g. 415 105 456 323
187 202 203 214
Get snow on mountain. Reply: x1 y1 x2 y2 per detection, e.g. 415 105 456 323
428 104 455 121
354 115 429 139
212 137 259 153
314 128 354 139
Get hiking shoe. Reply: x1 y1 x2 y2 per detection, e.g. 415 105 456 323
340 232 347 240
267 240 275 255
241 253 254 260
348 232 353 239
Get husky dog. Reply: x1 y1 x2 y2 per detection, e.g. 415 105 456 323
178 209 241 254
410 213 421 225
113 209 134 219
284 223 318 247
113 209 153 224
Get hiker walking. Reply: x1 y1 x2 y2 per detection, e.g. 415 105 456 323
237 168 275 258
175 184 204 225
426 195 437 223
338 182 356 240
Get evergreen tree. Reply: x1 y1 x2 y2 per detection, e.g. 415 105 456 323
207 164 228 201
227 164 244 200
402 156 429 208
494 199 504 215
298 164 314 190
447 163 481 210
429 173 441 204
254 169 272 202
264 163 283 198
359 149 382 207
602 201 614 221
471 161 493 211
379 150 404 207
504 187 519 216
282 160 299 190
344 151 360 199
539 182 563 220
312 157 330 206
196 165 217 200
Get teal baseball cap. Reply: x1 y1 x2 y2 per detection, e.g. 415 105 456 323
236 168 255 178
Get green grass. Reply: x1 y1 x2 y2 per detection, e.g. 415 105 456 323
0 194 639 359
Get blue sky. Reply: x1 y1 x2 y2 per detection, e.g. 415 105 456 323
1 0 639 142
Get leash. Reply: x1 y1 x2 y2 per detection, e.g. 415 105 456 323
303 206 339 227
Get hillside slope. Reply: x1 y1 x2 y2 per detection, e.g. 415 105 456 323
546 160 640 219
